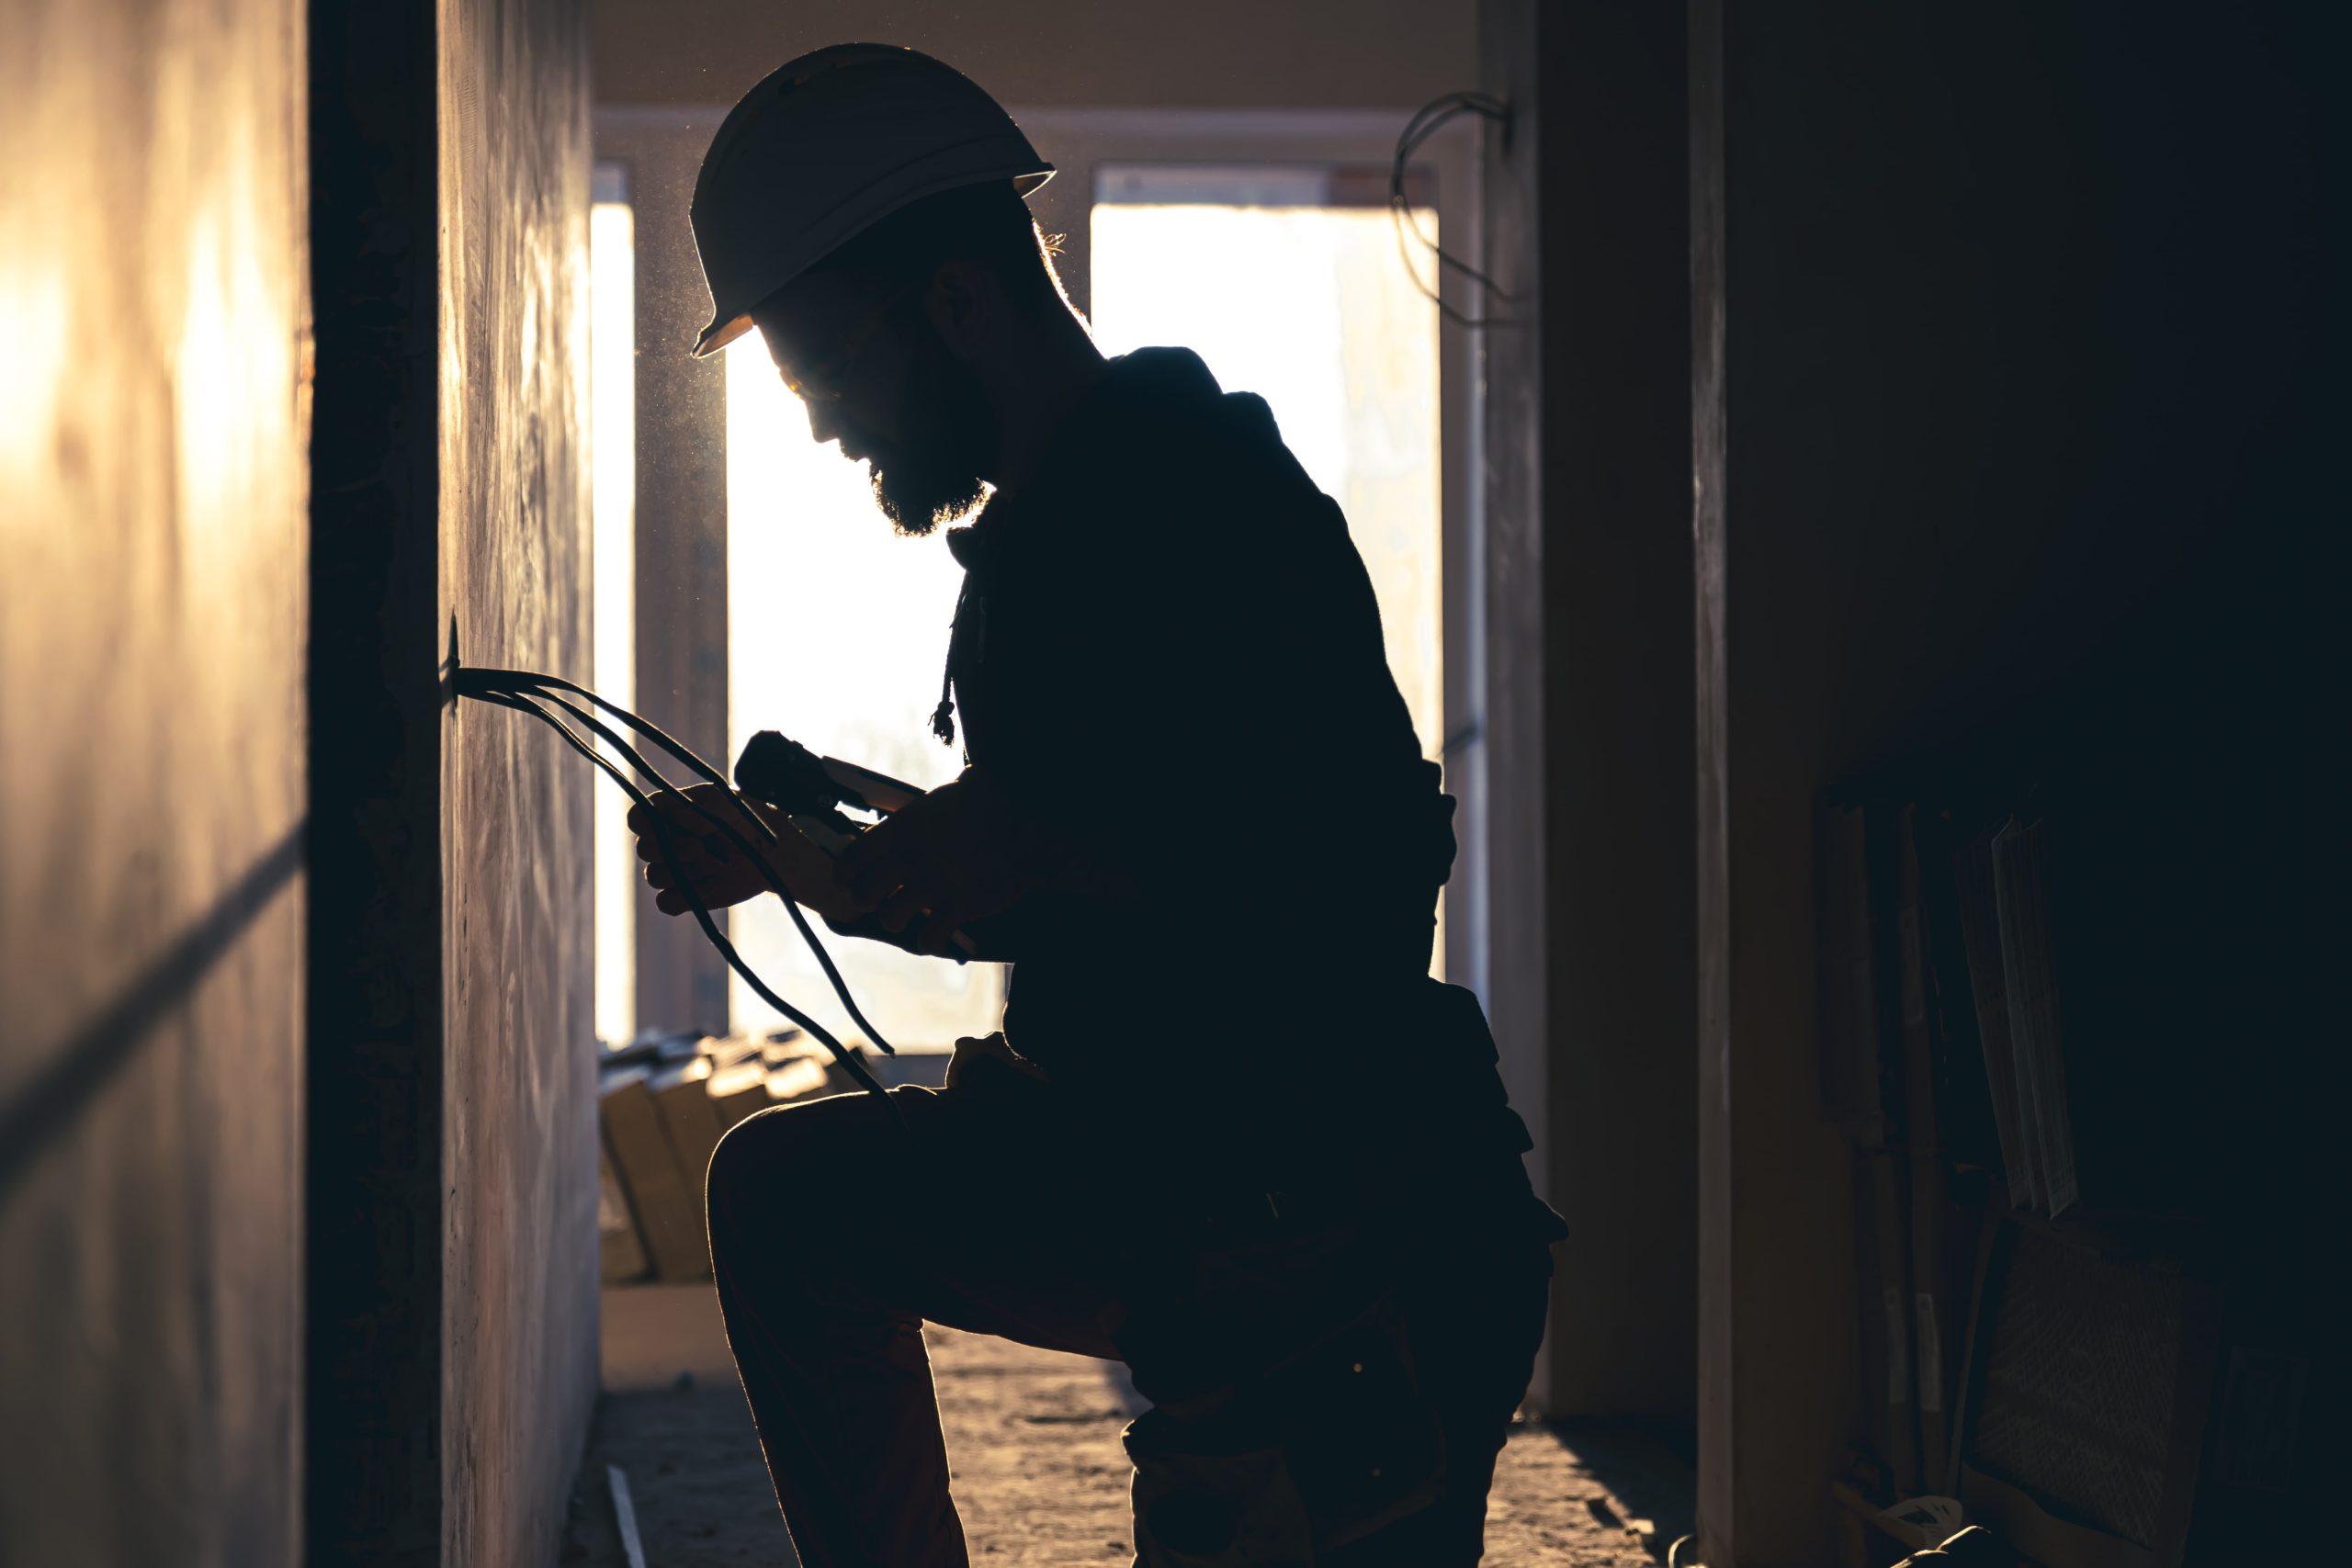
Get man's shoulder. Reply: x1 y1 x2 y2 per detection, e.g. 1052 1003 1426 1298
1068 402 1340 551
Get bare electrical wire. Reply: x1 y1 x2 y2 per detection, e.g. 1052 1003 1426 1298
1392 90 1514 328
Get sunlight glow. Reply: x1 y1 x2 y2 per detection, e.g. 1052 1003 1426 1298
724 338 1001 1047
591 197 636 1046
1091 196 1446 975
1090 199 1442 765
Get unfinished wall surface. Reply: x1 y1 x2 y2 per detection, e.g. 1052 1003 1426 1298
1692 2 2343 1560
437 0 599 1562
307 8 446 1560
591 0 1475 111
0 0 309 1563
309 0 595 1562
1478 0 1697 1425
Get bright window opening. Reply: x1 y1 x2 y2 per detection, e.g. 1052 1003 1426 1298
1090 167 1447 973
591 166 636 1046
724 342 1003 1047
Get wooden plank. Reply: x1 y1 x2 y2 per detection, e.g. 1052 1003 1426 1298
602 1067 707 1282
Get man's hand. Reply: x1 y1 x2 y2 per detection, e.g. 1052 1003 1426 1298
628 784 856 923
944 1032 1051 1089
832 767 1034 955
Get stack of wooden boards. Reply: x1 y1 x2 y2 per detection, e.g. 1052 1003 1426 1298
1816 799 2079 1506
597 1031 852 1284
1821 792 2295 1568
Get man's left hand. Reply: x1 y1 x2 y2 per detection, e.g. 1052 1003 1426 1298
833 767 1035 954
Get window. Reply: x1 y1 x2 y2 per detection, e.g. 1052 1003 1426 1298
590 162 636 1045
722 343 1005 1048
1090 164 1447 973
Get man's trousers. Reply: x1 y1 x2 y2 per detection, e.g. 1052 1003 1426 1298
704 1068 1554 1567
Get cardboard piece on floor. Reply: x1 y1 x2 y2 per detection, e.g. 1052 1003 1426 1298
601 1066 708 1282
711 1054 832 1127
596 1135 650 1284
651 1057 725 1232
706 1057 769 1127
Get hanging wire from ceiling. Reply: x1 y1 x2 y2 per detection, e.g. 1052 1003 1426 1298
1391 90 1515 329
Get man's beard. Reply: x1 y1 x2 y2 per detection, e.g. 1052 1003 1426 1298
867 331 994 537
869 454 986 537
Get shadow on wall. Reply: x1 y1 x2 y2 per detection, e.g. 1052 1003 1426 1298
0 823 305 1198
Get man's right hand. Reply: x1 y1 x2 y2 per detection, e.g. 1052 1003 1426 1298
627 784 854 921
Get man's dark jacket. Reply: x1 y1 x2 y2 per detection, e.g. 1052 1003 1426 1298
914 349 1550 1221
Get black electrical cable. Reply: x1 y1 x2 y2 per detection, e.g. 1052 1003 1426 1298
463 669 899 1056
1393 94 1510 293
458 665 899 1048
451 667 917 1123
518 685 903 1056
1391 90 1514 329
458 670 877 1038
469 685 902 1120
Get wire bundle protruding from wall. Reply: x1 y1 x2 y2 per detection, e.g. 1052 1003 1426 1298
456 664 904 1118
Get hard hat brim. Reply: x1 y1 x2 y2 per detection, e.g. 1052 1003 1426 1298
691 164 1055 359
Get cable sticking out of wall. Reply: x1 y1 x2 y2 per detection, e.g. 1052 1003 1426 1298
454 664 905 1121
1392 90 1515 329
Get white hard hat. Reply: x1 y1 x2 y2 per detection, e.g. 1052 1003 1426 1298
688 44 1055 358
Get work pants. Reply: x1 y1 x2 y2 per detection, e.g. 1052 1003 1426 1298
704 1070 1553 1567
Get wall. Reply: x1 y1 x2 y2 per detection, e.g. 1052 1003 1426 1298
592 0 1475 112
0 0 309 1563
1480 0 1698 1424
1691 1 2344 1560
308 6 445 1558
309 0 596 1562
437 0 600 1561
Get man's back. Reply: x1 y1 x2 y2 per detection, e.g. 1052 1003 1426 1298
939 348 1487 1177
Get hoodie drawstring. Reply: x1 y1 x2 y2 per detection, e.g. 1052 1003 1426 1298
933 574 974 749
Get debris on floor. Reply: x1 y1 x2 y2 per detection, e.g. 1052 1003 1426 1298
598 1032 948 1285
563 1291 1690 1566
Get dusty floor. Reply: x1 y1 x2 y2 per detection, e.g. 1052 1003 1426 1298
563 1285 1689 1566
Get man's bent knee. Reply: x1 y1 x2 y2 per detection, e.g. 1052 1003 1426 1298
706 1088 916 1245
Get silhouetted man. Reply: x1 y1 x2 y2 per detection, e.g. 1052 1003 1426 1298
632 44 1563 1567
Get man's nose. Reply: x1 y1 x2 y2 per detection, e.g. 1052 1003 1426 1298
804 400 846 448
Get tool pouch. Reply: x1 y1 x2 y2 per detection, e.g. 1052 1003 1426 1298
1124 1288 1445 1566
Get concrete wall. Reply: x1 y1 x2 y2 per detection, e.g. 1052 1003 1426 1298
0 0 310 1563
1691 2 2343 1560
437 0 599 1562
309 0 595 1562
592 0 1475 111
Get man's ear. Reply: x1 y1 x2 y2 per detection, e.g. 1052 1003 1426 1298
922 258 997 359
